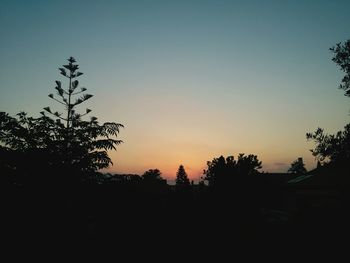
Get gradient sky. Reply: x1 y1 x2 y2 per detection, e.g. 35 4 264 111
1 0 349 181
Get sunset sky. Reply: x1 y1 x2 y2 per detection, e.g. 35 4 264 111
1 0 349 181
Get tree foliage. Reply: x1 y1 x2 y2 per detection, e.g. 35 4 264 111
288 157 307 175
175 165 190 188
0 57 123 184
203 154 262 187
307 40 350 169
306 124 350 166
330 40 350 97
142 169 165 183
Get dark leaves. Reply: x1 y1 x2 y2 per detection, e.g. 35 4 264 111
89 151 112 169
83 94 93 100
102 122 124 136
53 112 62 117
73 94 93 106
63 62 79 74
55 86 64 96
306 124 350 164
330 39 350 97
59 68 67 77
43 107 52 113
93 139 118 150
68 57 76 63
203 153 262 186
74 98 83 106
0 57 124 176
72 80 79 89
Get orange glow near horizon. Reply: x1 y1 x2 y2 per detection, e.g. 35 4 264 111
103 138 318 182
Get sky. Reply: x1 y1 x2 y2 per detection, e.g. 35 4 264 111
0 0 349 181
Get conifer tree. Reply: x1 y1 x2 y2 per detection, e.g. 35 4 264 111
175 165 190 187
42 57 124 172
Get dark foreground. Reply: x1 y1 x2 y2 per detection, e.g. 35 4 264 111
2 180 349 256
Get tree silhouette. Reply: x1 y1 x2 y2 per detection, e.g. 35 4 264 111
0 111 63 184
307 40 350 170
235 154 262 176
44 56 91 129
203 155 234 187
44 57 124 172
142 169 165 183
330 40 350 97
0 57 124 184
203 154 262 187
288 157 307 175
307 124 350 167
175 165 190 188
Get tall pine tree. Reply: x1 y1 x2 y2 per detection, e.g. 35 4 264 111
175 165 190 188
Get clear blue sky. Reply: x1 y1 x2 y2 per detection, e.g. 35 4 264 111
1 0 349 180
